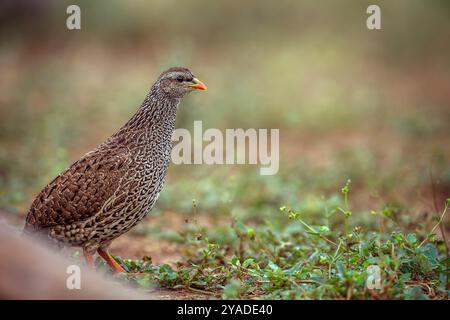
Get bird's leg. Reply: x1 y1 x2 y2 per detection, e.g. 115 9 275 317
97 248 127 273
97 248 150 276
83 249 96 270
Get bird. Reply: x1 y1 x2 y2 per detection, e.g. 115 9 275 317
23 67 207 273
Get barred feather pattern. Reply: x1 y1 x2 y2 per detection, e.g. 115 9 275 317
23 68 193 254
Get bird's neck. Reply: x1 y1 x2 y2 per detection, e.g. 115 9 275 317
113 86 180 147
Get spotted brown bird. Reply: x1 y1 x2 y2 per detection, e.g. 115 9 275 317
24 67 207 273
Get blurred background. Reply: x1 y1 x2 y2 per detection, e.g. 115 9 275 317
0 0 449 268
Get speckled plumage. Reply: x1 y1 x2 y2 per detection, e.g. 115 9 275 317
24 67 205 259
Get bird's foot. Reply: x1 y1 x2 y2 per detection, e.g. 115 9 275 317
97 248 127 273
97 248 152 276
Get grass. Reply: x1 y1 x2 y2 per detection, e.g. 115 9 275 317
105 178 449 300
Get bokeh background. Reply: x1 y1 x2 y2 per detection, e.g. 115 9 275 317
0 0 449 283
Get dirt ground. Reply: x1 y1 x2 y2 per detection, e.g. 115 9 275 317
0 208 215 299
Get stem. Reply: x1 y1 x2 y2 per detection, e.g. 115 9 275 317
298 218 338 247
418 201 449 248
188 286 217 296
344 191 349 209
428 169 449 295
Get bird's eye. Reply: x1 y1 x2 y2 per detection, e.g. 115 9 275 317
176 76 184 82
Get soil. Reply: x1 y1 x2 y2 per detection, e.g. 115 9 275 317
0 209 213 299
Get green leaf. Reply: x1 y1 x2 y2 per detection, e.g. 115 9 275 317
246 228 255 239
222 279 244 299
418 243 439 267
404 286 429 300
406 233 417 245
242 258 255 268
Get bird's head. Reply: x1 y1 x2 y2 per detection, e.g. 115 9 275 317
155 67 207 99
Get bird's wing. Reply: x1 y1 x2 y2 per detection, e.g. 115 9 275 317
25 146 131 231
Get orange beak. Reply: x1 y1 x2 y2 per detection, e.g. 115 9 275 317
190 78 208 91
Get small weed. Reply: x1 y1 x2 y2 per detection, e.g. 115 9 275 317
118 184 449 299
